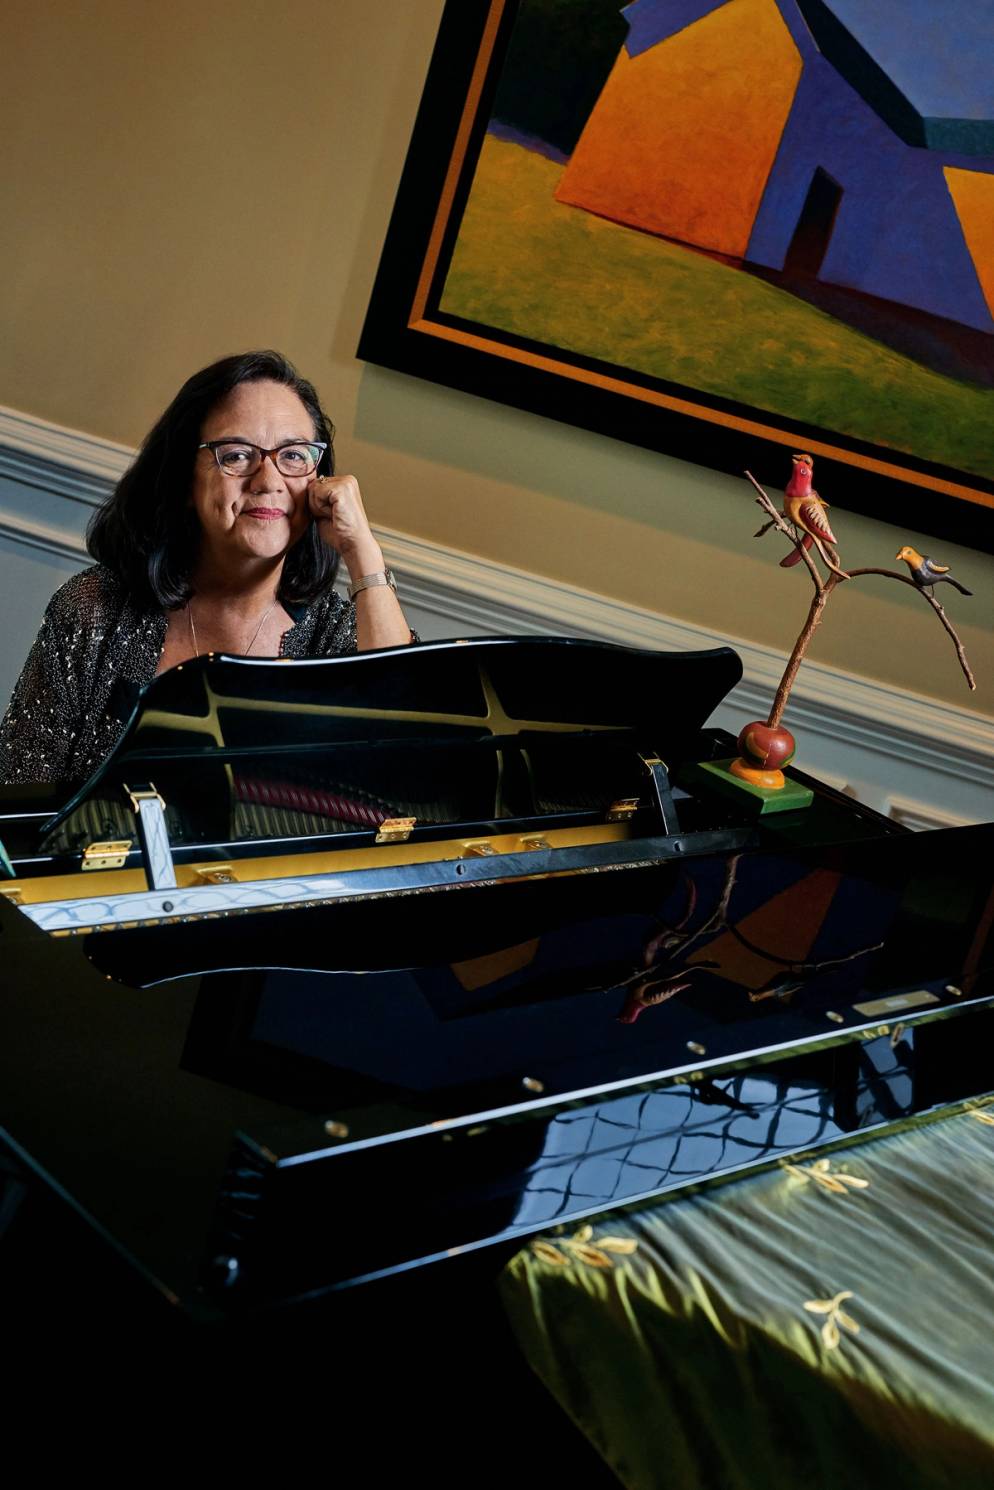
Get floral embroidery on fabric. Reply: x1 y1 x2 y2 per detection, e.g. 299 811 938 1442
782 1156 870 1193
803 1290 860 1351
530 1223 639 1269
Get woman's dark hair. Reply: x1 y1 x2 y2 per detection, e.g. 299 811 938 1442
88 350 337 608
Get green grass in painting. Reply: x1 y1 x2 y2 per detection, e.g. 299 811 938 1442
440 136 994 479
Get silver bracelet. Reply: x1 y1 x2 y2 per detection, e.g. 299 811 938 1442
347 568 397 601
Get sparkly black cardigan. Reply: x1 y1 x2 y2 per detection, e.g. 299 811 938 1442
0 565 358 786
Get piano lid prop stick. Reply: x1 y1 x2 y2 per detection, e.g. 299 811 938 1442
125 783 177 892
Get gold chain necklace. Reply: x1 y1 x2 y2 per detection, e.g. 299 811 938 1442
187 596 280 658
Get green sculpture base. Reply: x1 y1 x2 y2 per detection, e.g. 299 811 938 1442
680 758 815 816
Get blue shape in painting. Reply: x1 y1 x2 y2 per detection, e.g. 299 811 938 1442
745 38 994 331
796 0 994 154
621 0 729 58
597 0 994 333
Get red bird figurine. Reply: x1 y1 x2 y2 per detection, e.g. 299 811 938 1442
780 453 837 567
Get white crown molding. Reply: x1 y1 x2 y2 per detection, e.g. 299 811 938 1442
0 404 131 490
1 405 992 812
884 794 971 832
0 512 90 565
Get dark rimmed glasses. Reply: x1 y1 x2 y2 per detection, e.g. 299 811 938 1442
198 440 328 478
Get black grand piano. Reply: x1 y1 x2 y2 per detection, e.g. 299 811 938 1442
1 637 992 1333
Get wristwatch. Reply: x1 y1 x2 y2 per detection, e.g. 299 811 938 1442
347 568 397 601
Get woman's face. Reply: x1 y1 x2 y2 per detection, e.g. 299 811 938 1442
191 380 316 570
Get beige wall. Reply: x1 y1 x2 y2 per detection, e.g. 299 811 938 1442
1 0 991 717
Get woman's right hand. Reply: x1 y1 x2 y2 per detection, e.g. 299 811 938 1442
307 474 385 581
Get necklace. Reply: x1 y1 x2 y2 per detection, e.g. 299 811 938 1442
187 596 280 659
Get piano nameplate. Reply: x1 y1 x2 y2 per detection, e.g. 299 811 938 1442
852 990 942 1017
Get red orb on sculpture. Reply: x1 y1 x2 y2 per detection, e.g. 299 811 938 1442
736 722 796 770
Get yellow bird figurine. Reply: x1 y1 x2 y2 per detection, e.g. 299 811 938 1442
895 546 972 595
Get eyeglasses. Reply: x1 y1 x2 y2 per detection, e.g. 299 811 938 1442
199 440 328 478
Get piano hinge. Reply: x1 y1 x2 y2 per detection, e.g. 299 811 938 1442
192 864 237 885
375 817 417 844
606 797 640 822
125 784 166 814
519 834 551 851
462 841 497 857
82 839 133 872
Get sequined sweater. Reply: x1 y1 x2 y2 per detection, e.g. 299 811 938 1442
0 565 358 786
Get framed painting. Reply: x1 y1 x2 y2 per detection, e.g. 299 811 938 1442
358 0 994 550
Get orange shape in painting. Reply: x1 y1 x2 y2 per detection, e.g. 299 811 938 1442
686 869 841 992
556 0 802 259
944 167 994 320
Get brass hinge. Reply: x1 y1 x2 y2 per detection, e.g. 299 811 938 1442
0 885 24 906
519 834 551 851
192 864 237 885
375 817 416 844
82 839 133 872
606 797 640 822
124 783 166 813
462 841 497 857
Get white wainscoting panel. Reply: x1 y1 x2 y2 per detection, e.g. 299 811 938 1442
0 404 991 828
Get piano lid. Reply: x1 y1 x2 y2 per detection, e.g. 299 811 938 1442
40 636 743 845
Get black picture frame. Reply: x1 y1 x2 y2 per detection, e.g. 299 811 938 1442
358 0 994 552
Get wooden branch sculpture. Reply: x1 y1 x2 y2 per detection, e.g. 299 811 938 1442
732 455 976 793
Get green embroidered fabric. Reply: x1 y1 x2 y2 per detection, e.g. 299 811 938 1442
500 1104 994 1490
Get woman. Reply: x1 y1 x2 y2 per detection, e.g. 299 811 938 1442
0 350 414 786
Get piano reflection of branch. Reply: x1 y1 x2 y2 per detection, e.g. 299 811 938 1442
617 855 884 1024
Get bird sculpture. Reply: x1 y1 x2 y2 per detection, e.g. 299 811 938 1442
895 545 972 595
780 452 838 567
